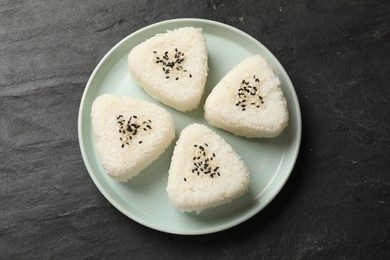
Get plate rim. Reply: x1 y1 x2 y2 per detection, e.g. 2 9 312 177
78 18 302 235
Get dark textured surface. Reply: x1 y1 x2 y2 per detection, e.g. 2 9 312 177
1 0 390 259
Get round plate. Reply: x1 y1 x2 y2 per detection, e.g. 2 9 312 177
78 18 301 235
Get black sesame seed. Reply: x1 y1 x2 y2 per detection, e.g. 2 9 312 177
121 144 124 148
184 178 186 181
139 141 142 144
166 76 169 79
176 77 179 80
189 74 192 78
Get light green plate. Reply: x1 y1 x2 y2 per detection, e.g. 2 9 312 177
78 18 301 235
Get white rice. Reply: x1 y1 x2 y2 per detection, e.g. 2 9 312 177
128 27 208 112
204 55 289 138
166 123 250 213
91 94 175 180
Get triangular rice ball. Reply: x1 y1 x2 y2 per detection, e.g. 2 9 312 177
204 55 289 138
91 94 175 180
167 123 250 213
128 27 208 112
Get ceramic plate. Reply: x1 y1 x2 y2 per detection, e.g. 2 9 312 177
78 18 301 235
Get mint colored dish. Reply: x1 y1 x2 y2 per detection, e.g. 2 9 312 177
78 18 301 235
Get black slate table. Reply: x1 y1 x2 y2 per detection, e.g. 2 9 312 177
1 1 389 259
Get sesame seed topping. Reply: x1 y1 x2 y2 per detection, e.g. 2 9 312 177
236 75 265 111
190 143 221 179
153 49 192 80
116 115 151 148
